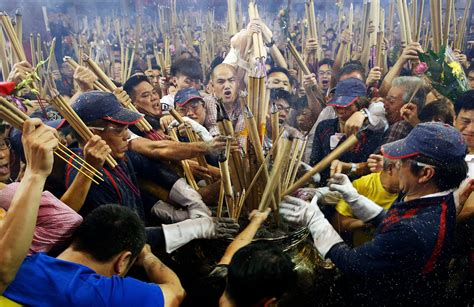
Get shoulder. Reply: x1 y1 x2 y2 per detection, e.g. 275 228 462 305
105 277 165 306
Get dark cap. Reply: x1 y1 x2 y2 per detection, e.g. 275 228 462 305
72 91 143 125
328 77 366 108
174 87 202 107
381 122 466 162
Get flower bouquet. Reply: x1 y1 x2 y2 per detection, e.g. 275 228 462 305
416 45 468 102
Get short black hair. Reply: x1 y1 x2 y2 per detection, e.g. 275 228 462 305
270 88 292 103
419 99 454 126
225 242 296 306
267 66 290 80
170 57 203 80
123 74 151 98
408 155 468 191
293 96 309 110
454 90 474 115
338 63 366 81
318 58 334 69
71 205 146 262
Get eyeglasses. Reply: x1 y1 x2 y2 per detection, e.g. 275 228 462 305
88 125 129 136
176 100 204 114
395 159 436 170
0 139 11 151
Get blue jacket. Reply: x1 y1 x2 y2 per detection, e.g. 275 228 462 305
327 192 456 305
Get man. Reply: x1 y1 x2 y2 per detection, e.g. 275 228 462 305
317 59 334 94
145 63 162 89
0 126 11 183
381 76 426 146
160 57 203 112
65 91 238 252
0 119 58 294
270 88 293 125
467 66 474 89
309 78 384 183
332 158 399 246
122 76 226 162
281 122 468 305
3 205 185 306
219 242 296 307
266 67 292 92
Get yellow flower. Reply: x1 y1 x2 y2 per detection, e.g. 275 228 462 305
448 61 463 78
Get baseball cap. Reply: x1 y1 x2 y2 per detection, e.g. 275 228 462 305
328 77 366 108
174 87 203 108
381 122 466 162
72 91 143 125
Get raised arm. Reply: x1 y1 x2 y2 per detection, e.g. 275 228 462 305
0 119 58 294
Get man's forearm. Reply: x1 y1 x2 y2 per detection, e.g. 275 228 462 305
219 218 263 265
0 171 46 293
60 167 94 212
130 138 209 162
379 59 405 97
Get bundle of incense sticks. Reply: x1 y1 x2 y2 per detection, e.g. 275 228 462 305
216 100 247 194
168 128 199 190
50 92 117 169
430 0 442 52
415 0 424 42
168 108 212 185
0 23 10 78
248 1 266 61
83 55 164 141
376 9 385 69
305 0 322 61
343 3 354 65
0 97 104 184
64 57 110 92
454 0 472 50
227 0 238 35
0 12 26 62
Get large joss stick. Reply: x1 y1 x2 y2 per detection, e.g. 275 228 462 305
415 0 424 42
455 0 472 50
227 0 237 35
376 9 385 69
168 128 199 190
0 97 104 184
0 26 9 78
64 57 110 92
14 10 22 44
387 0 395 41
83 55 163 141
50 93 118 169
443 0 453 48
306 0 321 61
401 0 412 43
258 137 291 212
284 134 360 196
344 3 354 64
430 0 442 52
248 1 265 60
397 0 407 44
169 108 212 184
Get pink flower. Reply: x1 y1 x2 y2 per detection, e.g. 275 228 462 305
415 62 429 75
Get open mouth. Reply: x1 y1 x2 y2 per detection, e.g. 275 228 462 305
224 90 232 97
0 163 9 175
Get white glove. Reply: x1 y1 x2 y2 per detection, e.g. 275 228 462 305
300 162 321 183
328 173 383 222
168 117 213 142
169 178 211 218
295 187 330 201
162 217 240 253
150 200 190 223
280 196 343 258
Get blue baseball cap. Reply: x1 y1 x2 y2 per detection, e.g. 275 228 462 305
174 87 203 107
72 91 143 125
382 122 466 162
328 78 367 108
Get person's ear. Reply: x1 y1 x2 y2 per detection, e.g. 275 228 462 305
263 297 277 307
113 251 133 276
418 167 435 184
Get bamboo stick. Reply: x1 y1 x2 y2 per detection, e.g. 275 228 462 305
443 0 453 47
15 11 22 46
0 26 10 78
258 137 291 211
284 134 359 196
402 0 413 43
415 0 424 42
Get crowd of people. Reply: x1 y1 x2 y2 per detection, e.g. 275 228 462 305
1 1 474 306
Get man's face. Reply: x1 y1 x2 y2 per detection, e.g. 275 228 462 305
395 159 423 195
132 81 162 118
317 64 333 90
384 86 406 125
468 71 474 89
334 104 358 123
455 108 474 152
174 74 201 91
274 98 291 124
267 72 291 92
296 107 315 132
145 69 161 88
0 137 11 183
92 123 130 159
176 99 207 125
211 66 237 105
